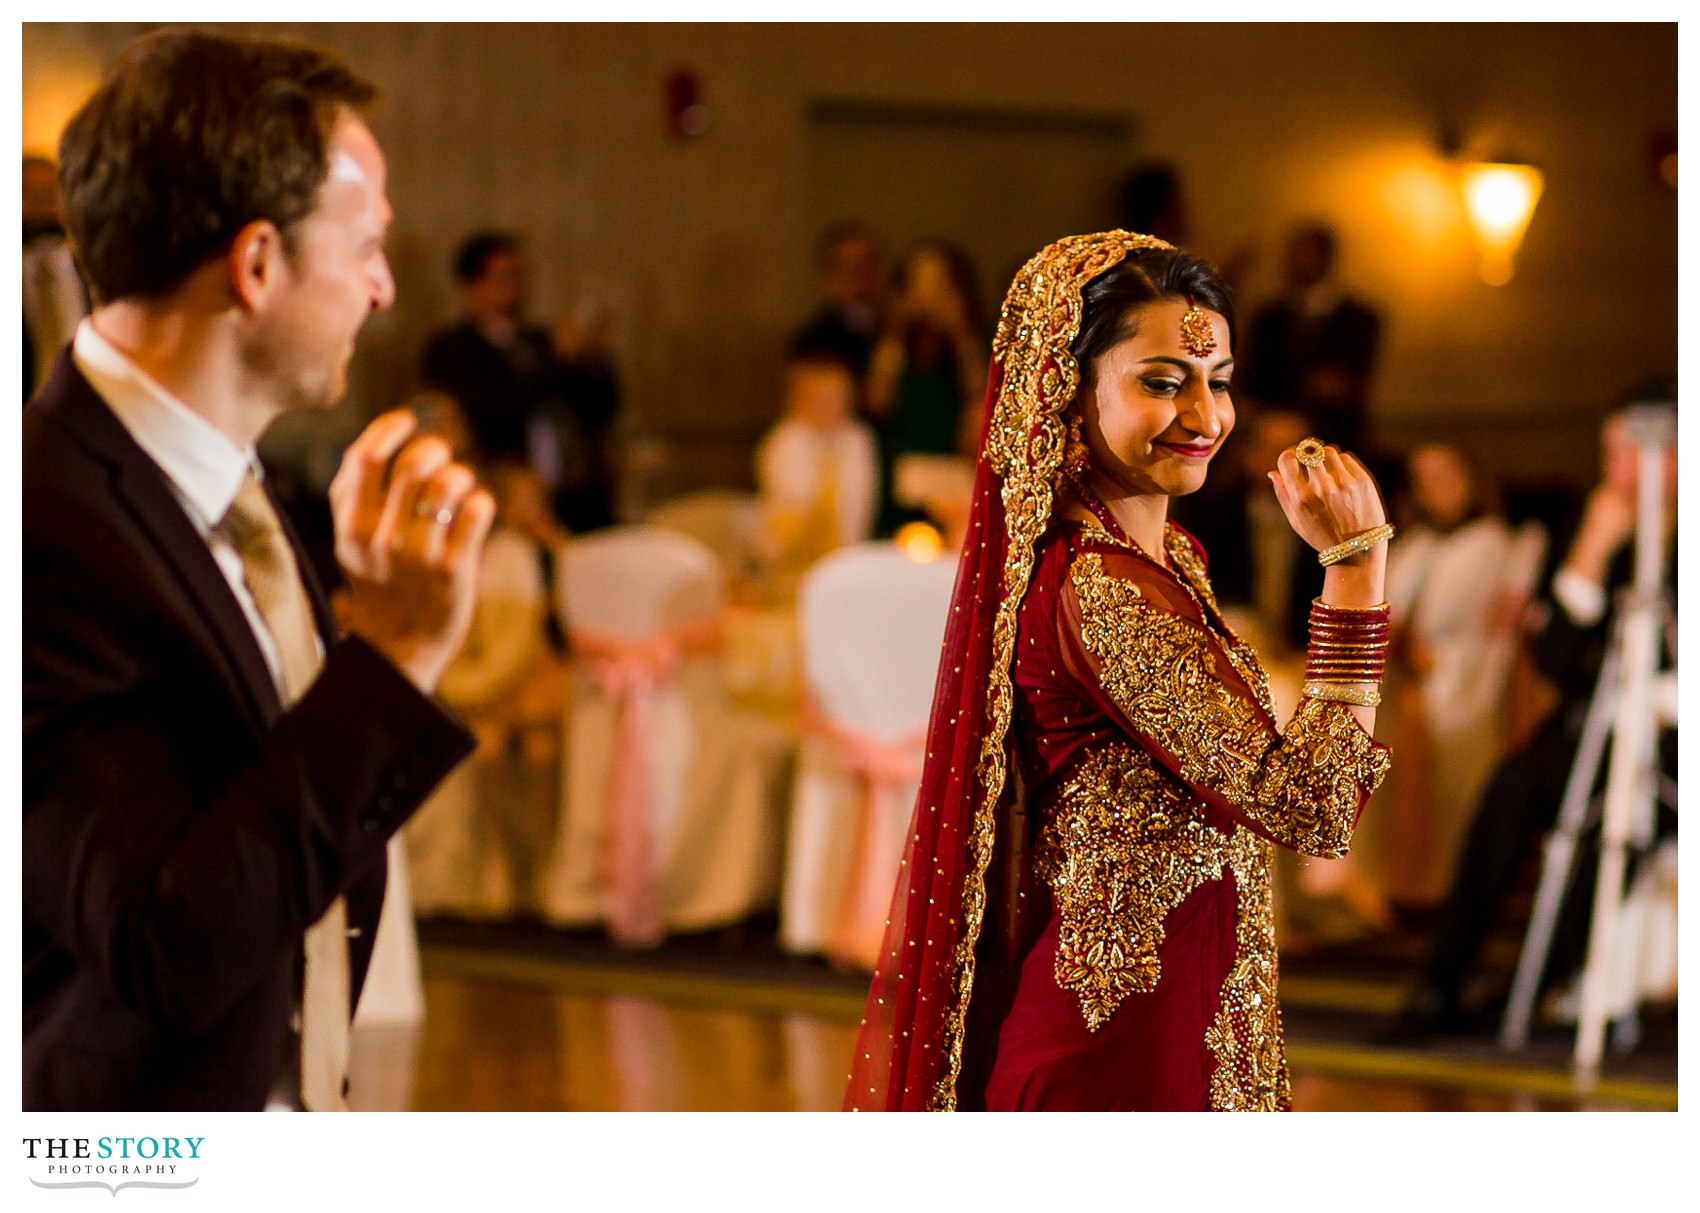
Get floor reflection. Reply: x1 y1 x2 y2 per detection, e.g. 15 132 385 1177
348 972 1655 1112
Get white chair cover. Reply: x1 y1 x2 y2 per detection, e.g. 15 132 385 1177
780 542 958 966
541 526 783 943
647 489 765 576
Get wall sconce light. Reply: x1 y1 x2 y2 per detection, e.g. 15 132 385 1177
1460 160 1544 287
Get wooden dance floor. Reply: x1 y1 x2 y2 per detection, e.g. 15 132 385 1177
345 949 1674 1112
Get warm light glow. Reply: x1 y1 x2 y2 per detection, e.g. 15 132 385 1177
1461 162 1544 286
23 64 105 157
894 522 944 563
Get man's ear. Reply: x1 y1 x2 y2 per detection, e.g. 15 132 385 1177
228 219 288 312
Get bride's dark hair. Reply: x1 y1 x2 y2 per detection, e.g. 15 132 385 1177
1069 246 1235 377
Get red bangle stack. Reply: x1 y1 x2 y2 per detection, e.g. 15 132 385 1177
1305 598 1391 685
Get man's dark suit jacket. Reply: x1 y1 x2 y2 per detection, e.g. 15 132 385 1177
23 352 475 1110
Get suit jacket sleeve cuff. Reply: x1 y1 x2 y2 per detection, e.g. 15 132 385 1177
282 634 477 866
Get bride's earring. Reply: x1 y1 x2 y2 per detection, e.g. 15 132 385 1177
1064 413 1090 480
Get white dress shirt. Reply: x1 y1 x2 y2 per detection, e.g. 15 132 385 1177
71 319 295 692
755 416 879 547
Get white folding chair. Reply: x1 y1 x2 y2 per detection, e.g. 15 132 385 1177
541 526 781 944
780 542 958 967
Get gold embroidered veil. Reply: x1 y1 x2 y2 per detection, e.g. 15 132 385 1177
844 231 1174 1110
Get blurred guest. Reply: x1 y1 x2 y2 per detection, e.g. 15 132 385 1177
1114 162 1188 244
865 241 987 532
790 221 885 389
405 397 562 921
422 231 615 531
756 346 878 594
1382 444 1524 907
1385 400 1676 1039
1112 162 1257 287
22 155 87 402
1241 221 1381 451
488 449 574 655
552 293 624 527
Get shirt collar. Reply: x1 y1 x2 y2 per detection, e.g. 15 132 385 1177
72 319 257 531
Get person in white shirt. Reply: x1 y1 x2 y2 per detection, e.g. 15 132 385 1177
403 402 563 920
1381 443 1521 906
755 346 879 590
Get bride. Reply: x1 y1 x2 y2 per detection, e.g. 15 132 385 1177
845 231 1395 1111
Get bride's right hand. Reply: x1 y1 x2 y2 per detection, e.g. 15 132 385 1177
1267 442 1387 559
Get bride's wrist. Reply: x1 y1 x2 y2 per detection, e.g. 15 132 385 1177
1320 549 1387 609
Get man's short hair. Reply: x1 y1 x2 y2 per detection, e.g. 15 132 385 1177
57 28 375 304
452 231 522 285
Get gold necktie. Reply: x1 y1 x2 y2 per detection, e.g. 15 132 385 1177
223 469 348 1112
804 434 843 565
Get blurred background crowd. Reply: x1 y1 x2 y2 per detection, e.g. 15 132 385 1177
21 21 1676 1110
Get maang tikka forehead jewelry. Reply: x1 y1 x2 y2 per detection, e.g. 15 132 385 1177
1179 293 1216 359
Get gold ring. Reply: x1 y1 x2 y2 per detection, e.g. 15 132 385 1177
1295 437 1328 469
414 501 455 526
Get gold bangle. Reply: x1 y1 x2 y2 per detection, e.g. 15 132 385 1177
1310 598 1393 617
1318 524 1397 568
1303 682 1382 707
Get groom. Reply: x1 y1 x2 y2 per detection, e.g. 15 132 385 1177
23 29 495 1109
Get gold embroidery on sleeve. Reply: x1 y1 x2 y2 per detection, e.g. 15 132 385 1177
1036 743 1229 1031
1069 551 1386 858
1162 529 1278 718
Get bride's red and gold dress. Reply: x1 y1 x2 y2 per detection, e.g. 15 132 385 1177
980 516 1388 1111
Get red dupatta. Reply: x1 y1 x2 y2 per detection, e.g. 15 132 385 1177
844 232 1175 1111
